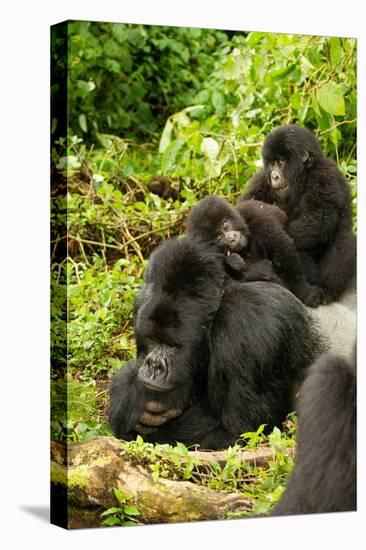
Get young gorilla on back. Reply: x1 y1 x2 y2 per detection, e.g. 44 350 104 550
241 125 356 302
186 195 322 307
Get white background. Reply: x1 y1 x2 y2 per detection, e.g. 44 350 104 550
0 1 364 548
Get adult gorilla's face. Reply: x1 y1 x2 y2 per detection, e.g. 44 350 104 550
134 237 225 395
137 344 179 392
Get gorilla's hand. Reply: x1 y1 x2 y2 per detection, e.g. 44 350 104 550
225 252 246 273
134 401 183 435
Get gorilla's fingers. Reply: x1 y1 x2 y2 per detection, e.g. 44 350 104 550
140 410 170 426
163 408 183 420
145 401 170 413
140 408 183 427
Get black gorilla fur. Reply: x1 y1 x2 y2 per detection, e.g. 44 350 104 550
271 346 356 515
186 195 322 306
241 125 356 302
109 237 325 450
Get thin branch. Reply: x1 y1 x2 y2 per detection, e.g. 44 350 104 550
68 234 124 252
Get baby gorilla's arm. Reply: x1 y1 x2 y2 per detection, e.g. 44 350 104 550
225 251 246 273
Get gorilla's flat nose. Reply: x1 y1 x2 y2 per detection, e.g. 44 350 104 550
144 353 168 378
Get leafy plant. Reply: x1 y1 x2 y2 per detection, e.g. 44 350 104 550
122 435 202 482
54 22 230 142
100 488 141 526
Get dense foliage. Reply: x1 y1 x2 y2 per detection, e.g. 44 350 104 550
51 22 357 521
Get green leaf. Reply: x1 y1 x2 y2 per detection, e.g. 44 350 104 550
204 158 221 178
172 112 191 127
329 37 342 67
316 82 345 116
159 118 173 153
124 505 140 516
100 507 122 516
211 91 225 112
271 485 285 502
160 138 184 172
256 424 266 436
271 63 296 81
78 114 88 133
113 487 129 504
51 117 57 134
182 105 205 116
201 137 219 161
253 501 272 514
76 80 96 94
102 516 122 526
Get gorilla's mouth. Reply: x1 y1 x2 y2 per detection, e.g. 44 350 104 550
230 235 247 252
140 379 175 392
276 184 289 193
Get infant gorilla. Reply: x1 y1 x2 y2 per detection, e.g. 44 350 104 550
186 195 322 307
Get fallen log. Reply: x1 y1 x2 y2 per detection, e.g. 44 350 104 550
51 436 287 529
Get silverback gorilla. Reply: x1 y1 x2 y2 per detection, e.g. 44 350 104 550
109 237 325 450
241 125 356 303
271 345 356 515
186 195 322 307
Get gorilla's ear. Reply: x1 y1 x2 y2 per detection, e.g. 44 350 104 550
301 150 309 163
301 149 313 167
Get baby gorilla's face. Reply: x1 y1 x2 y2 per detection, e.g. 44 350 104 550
268 159 290 195
216 218 248 252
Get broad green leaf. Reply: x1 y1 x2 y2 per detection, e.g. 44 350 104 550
271 485 285 502
113 487 128 504
316 82 345 116
100 507 122 516
256 424 266 435
158 118 173 153
221 57 241 80
290 93 301 110
182 105 205 115
211 91 225 111
173 111 191 127
76 80 96 94
253 501 272 514
329 37 342 67
204 158 221 178
160 138 184 172
78 114 88 133
201 137 219 161
124 505 140 516
271 63 296 81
